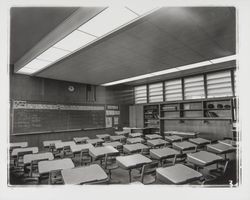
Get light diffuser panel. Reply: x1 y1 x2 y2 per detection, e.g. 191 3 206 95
37 47 70 62
54 30 96 52
78 7 138 37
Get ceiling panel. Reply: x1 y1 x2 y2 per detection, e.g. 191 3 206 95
10 7 78 64
25 7 235 85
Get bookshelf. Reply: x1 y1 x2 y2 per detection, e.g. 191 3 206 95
143 105 160 134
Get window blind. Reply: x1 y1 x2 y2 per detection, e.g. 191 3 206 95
207 71 233 98
165 79 183 101
184 75 205 99
134 85 147 104
148 83 163 103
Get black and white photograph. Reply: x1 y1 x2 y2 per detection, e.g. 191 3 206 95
1 0 250 200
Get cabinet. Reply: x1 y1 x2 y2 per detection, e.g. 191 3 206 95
129 105 144 128
144 105 160 134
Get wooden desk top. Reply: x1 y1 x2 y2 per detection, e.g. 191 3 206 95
126 137 145 144
10 142 28 148
73 137 89 144
38 158 74 174
189 138 211 145
150 147 180 160
218 139 237 147
116 154 152 169
103 141 123 148
164 131 198 137
55 141 75 149
145 134 162 140
187 151 223 166
115 131 129 136
129 133 143 138
86 138 104 145
89 146 119 159
43 140 62 147
23 152 54 164
11 147 38 157
156 164 202 184
110 135 126 141
172 141 197 151
147 139 168 147
206 143 236 154
123 143 149 153
70 143 94 153
96 134 111 139
61 164 108 184
164 135 183 142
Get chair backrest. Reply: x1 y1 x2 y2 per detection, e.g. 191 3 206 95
141 148 150 156
140 161 159 183
17 150 33 159
104 152 119 168
80 149 89 157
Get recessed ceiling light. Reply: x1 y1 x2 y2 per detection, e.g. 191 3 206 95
78 7 138 37
210 55 237 64
17 59 52 74
36 47 70 62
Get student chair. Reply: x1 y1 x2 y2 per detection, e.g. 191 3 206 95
49 170 63 185
23 160 43 184
140 148 150 157
116 145 124 155
62 146 74 158
79 149 91 166
104 152 120 180
140 161 159 184
12 151 33 177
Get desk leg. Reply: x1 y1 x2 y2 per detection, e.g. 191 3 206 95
129 169 132 183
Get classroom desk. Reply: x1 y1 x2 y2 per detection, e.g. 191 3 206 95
147 139 169 148
156 164 203 184
145 134 162 140
150 147 180 166
70 143 94 154
43 140 62 148
88 146 119 160
206 143 236 159
86 138 104 146
10 142 28 148
115 131 129 136
126 137 145 144
110 135 126 142
55 141 76 150
38 158 74 174
116 154 152 182
61 164 108 184
165 131 198 138
123 143 149 154
218 139 237 147
23 152 54 165
129 132 143 138
187 151 223 168
12 147 39 157
189 138 211 147
103 141 123 149
164 135 183 143
73 137 89 144
172 141 197 153
96 134 111 140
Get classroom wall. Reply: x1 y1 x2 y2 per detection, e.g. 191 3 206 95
9 70 134 147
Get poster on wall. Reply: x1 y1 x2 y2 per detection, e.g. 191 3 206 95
105 117 112 128
114 116 119 125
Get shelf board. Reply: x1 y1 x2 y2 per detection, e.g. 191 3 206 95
204 108 231 111
160 117 232 120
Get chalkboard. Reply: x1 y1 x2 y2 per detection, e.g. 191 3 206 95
11 100 105 134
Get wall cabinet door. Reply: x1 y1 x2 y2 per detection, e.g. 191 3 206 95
129 105 143 128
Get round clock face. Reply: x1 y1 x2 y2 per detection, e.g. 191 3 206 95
68 86 75 92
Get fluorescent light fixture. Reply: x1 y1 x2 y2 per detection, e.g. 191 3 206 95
126 5 158 16
176 61 212 71
54 30 96 52
36 47 70 62
17 59 52 75
210 55 237 64
102 55 237 86
78 7 138 37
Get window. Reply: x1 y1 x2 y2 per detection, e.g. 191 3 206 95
234 70 237 96
134 85 147 104
206 71 233 98
184 75 205 99
165 79 182 101
148 83 163 103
